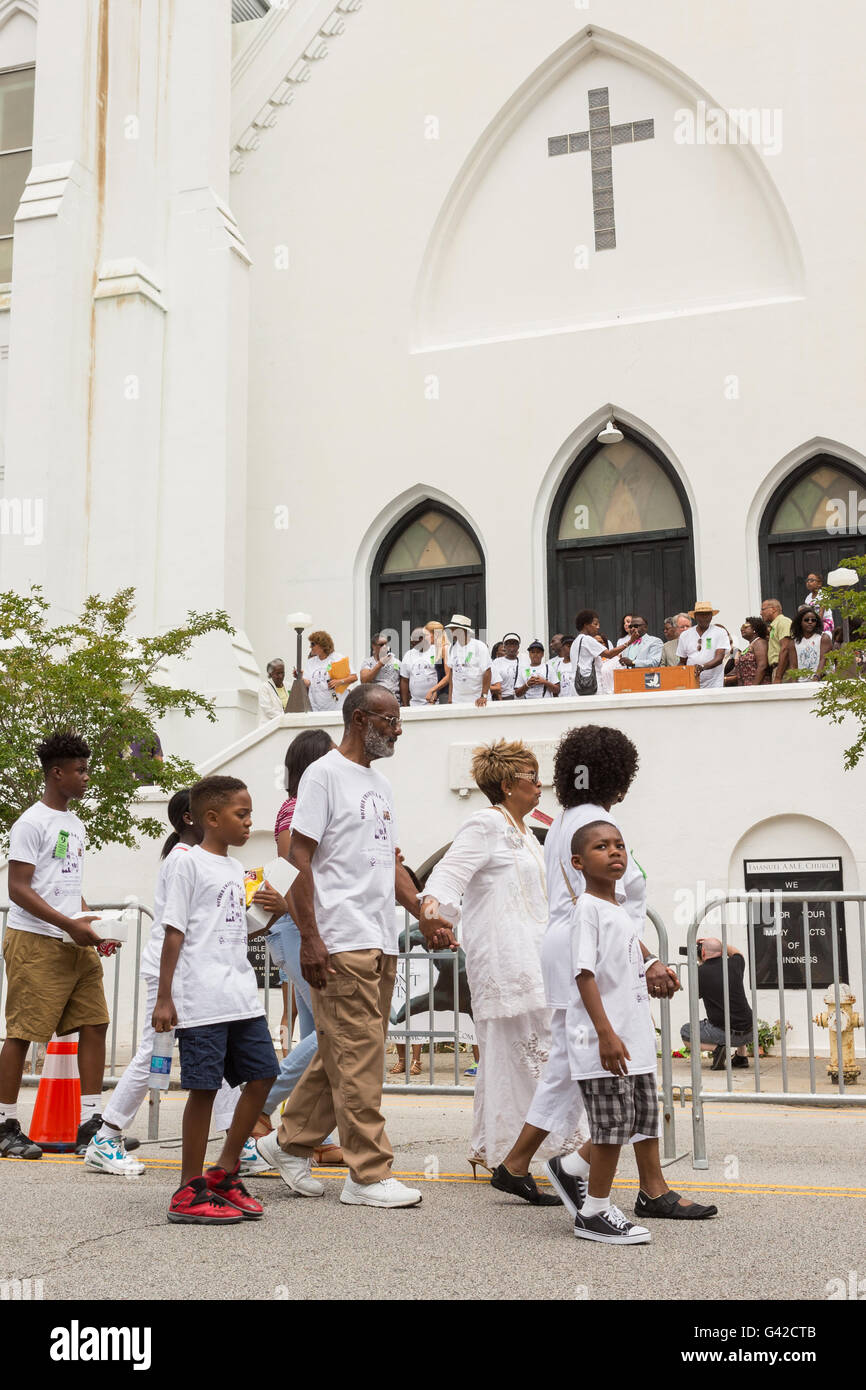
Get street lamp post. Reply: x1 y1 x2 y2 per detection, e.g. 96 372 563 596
285 612 313 713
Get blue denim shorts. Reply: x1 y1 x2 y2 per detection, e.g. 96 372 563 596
176 1014 278 1091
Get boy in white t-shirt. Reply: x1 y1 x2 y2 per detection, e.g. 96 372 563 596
154 775 281 1225
566 821 656 1244
0 732 118 1162
565 824 719 1241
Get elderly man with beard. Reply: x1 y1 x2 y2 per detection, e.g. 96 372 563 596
258 683 457 1208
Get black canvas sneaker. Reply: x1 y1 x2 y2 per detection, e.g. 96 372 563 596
573 1203 651 1244
0 1118 42 1159
544 1154 588 1219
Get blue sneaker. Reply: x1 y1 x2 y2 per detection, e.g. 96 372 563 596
84 1133 145 1177
238 1135 276 1176
463 1065 478 1077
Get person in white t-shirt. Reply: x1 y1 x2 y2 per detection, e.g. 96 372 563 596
445 615 492 707
515 639 561 699
153 775 282 1226
566 823 658 1243
677 602 729 688
399 628 439 707
299 630 357 712
572 609 633 694
360 634 403 699
0 732 117 1163
555 634 576 697
490 632 523 700
87 788 245 1178
259 682 457 1209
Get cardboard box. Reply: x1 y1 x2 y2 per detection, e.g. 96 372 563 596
613 665 699 694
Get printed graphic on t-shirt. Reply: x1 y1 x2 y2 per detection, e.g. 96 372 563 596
59 832 84 877
360 789 393 846
629 932 649 1006
217 879 247 945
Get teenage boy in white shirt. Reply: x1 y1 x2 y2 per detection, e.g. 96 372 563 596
154 775 283 1225
0 732 126 1162
677 602 729 688
259 683 457 1208
445 616 491 706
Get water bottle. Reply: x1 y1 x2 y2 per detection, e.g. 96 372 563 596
148 1031 174 1090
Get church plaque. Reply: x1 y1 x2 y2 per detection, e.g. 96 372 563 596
742 857 847 989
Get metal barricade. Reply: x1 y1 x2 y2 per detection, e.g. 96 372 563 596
645 906 680 1165
687 891 866 1169
0 902 154 1087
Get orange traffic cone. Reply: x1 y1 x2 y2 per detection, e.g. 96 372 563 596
29 1034 81 1152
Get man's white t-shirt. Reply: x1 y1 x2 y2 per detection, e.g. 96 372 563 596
400 647 439 705
676 624 729 689
565 894 657 1080
491 654 521 699
161 844 261 1029
291 748 399 955
448 638 491 704
541 803 647 1009
139 843 192 980
573 634 606 687
519 660 559 699
304 652 350 711
7 801 86 939
361 653 401 697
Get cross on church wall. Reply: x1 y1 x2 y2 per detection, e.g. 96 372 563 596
548 87 654 251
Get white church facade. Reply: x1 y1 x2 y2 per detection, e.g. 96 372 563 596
0 0 865 1046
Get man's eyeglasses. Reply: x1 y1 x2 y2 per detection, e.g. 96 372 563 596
364 711 402 731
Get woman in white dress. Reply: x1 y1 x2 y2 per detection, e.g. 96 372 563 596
421 740 566 1180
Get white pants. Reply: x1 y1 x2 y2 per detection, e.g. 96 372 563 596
525 1009 657 1146
103 976 240 1131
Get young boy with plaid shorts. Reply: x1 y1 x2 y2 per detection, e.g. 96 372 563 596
565 820 658 1244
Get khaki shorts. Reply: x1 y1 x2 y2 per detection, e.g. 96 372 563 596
2 928 110 1043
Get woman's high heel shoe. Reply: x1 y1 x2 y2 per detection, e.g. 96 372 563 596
468 1154 493 1179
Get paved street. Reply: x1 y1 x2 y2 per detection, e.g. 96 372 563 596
1 1092 863 1302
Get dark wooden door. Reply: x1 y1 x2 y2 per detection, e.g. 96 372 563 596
552 532 693 640
373 567 486 656
764 535 863 621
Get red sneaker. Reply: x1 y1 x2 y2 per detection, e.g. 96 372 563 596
205 1162 264 1220
168 1176 244 1224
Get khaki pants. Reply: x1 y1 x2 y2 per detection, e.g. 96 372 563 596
277 949 396 1184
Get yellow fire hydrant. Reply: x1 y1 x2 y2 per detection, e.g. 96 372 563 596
814 985 863 1084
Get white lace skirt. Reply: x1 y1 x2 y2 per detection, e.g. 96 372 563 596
470 1009 586 1169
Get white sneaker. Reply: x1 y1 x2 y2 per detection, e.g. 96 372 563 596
84 1133 146 1178
238 1136 276 1176
340 1175 422 1208
255 1131 324 1196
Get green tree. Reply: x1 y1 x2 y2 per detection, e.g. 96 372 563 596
807 559 866 768
0 587 234 851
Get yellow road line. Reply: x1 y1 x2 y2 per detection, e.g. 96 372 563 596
3 1155 865 1198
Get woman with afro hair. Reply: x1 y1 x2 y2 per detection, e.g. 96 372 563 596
490 726 715 1223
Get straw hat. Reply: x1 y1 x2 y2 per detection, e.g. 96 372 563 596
689 601 719 617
